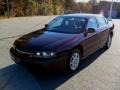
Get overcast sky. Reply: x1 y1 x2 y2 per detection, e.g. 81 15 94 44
75 0 120 3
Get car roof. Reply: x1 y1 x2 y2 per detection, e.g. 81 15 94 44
62 13 104 18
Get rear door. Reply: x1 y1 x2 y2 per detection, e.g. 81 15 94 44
96 16 110 47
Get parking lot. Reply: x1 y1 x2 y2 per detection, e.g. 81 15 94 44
0 16 120 90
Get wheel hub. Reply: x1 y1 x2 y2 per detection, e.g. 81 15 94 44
70 52 80 71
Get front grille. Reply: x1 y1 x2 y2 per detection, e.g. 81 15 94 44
11 47 60 63
15 48 33 58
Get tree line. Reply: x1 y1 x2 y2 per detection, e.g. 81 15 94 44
0 0 95 17
0 0 75 17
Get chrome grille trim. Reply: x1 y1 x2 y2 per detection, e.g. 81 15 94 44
15 48 33 55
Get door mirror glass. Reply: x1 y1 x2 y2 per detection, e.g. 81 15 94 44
87 28 95 33
45 24 48 28
108 17 112 21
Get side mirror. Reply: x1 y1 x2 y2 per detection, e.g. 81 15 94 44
45 24 48 28
87 28 95 33
108 17 112 21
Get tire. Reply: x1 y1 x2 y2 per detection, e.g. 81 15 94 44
104 34 112 49
67 49 81 73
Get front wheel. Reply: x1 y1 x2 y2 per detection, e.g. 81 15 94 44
67 49 81 72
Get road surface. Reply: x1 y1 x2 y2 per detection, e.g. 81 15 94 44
0 16 120 90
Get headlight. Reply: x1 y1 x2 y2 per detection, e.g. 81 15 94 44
35 51 55 58
36 52 41 56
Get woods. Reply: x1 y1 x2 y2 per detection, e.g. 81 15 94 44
0 0 75 17
0 0 95 17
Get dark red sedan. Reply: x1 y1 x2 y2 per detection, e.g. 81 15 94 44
10 13 114 72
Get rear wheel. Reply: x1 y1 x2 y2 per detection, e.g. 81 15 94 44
67 49 81 72
104 34 112 49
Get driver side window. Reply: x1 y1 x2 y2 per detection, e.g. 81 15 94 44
87 18 98 29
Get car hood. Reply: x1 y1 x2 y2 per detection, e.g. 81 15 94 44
14 30 81 53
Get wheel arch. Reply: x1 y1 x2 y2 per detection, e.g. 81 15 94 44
110 31 113 37
109 24 114 37
71 45 84 58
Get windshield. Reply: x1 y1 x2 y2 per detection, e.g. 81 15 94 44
46 16 87 34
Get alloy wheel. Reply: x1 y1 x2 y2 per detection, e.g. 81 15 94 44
69 50 80 71
107 34 112 48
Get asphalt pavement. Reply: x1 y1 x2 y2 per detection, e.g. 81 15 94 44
0 16 120 90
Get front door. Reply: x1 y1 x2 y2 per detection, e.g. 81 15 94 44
81 17 100 57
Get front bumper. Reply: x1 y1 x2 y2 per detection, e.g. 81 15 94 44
10 47 69 69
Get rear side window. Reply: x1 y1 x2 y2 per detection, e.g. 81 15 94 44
104 17 109 24
97 17 107 27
